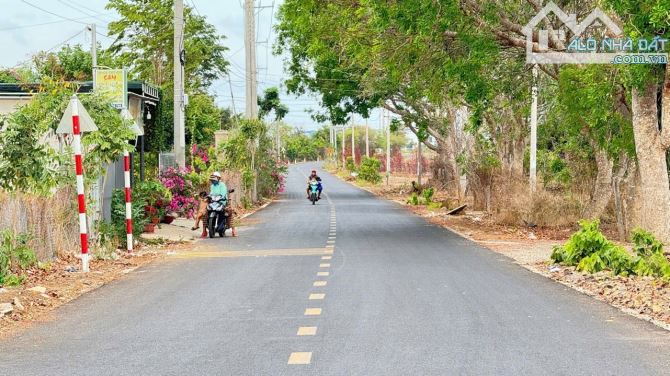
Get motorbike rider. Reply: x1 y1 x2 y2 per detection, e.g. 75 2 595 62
306 169 323 200
209 172 228 233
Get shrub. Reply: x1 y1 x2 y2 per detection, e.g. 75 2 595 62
109 189 149 250
159 167 198 218
422 187 435 204
407 193 419 205
0 229 36 286
358 157 381 184
345 156 356 172
550 219 609 266
551 220 670 279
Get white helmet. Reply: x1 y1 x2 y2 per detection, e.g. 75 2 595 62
210 171 221 180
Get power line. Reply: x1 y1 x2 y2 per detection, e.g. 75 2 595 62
56 0 110 24
62 0 116 22
0 13 114 31
20 0 91 26
8 29 85 69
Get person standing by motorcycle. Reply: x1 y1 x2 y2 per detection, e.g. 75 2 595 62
209 172 228 233
306 169 322 200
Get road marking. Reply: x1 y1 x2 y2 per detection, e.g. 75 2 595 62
169 248 330 258
304 308 322 316
297 326 317 336
313 281 327 287
309 293 325 300
320 263 331 268
317 271 330 276
327 240 335 244
328 236 336 240
288 352 312 365
325 247 334 251
321 256 332 260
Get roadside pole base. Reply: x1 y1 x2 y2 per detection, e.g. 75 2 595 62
81 253 90 273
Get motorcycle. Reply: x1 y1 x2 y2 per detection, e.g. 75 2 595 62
309 181 319 205
207 189 235 238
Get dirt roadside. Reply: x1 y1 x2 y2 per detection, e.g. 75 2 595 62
334 171 670 331
0 198 273 339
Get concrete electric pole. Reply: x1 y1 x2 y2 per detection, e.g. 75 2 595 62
530 65 538 193
365 118 369 158
174 0 186 167
351 116 355 163
89 24 96 69
417 135 422 186
244 0 258 119
385 109 391 185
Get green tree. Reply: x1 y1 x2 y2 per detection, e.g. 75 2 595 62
186 93 223 146
106 0 228 89
0 79 134 194
258 87 289 121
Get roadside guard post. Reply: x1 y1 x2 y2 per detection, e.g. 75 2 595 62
120 108 144 253
123 149 132 252
57 95 98 272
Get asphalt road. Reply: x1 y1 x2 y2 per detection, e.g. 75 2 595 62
1 162 669 375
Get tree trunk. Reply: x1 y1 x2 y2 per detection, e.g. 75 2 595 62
631 83 670 241
583 148 613 220
430 133 460 196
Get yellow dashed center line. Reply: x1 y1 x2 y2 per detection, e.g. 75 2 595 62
309 293 325 300
304 308 322 316
297 326 317 336
319 263 331 268
288 352 312 365
321 256 332 260
313 281 327 287
317 271 330 277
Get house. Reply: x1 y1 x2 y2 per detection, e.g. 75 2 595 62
0 80 161 220
522 1 623 64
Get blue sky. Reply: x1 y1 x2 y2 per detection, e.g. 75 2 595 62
0 0 372 130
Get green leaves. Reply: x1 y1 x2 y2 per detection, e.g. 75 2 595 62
0 80 134 194
552 220 670 279
0 229 36 286
106 0 228 89
258 87 289 122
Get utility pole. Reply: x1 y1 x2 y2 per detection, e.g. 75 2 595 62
530 65 538 193
173 0 186 167
365 118 369 158
385 109 391 185
332 127 338 167
351 116 355 163
244 0 258 119
417 135 422 186
89 24 97 69
342 127 346 166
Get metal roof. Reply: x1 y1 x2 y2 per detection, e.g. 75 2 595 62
0 80 160 101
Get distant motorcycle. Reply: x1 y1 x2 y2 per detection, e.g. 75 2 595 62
207 189 235 238
309 181 319 205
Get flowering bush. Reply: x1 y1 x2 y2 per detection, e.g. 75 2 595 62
191 143 211 172
159 167 198 218
271 170 286 193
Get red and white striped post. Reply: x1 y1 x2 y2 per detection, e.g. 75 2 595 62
71 96 90 272
123 150 133 252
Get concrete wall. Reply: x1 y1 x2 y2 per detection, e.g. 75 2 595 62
0 97 31 115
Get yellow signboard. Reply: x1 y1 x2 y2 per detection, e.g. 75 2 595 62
94 69 127 109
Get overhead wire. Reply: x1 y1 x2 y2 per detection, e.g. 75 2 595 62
8 29 85 69
56 0 112 24
20 0 91 26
